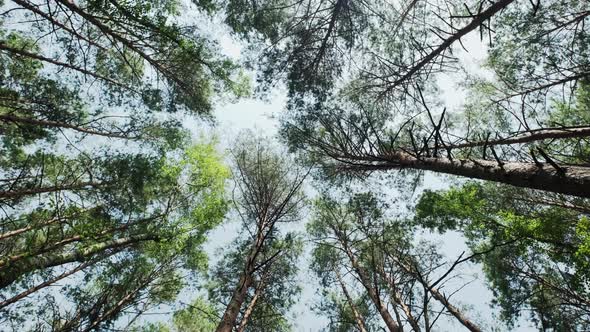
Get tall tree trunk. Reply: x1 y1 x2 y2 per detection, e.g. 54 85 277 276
0 114 133 138
376 265 421 332
443 126 590 150
0 234 155 288
216 229 268 332
217 273 253 332
333 229 401 332
335 269 369 332
236 279 265 332
372 152 590 197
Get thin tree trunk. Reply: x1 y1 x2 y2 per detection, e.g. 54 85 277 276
11 0 108 50
0 216 62 240
444 126 590 150
426 287 482 332
0 222 135 268
0 181 106 199
391 257 482 332
0 252 118 309
0 42 130 90
216 230 267 332
334 229 401 332
370 152 590 197
0 114 133 139
383 0 515 93
0 234 156 288
335 269 369 332
376 265 421 332
236 279 265 332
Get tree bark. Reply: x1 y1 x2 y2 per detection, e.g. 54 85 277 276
0 114 133 139
216 273 253 332
443 126 590 150
334 228 402 332
364 152 590 198
236 279 265 332
426 287 482 332
0 234 155 288
335 269 369 332
376 265 421 332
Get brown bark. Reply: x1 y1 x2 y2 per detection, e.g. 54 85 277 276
335 269 369 332
0 114 134 139
236 279 265 332
343 151 590 197
383 0 515 93
426 287 482 332
217 273 254 332
216 229 267 332
334 228 401 332
444 126 590 150
376 265 421 332
0 234 156 288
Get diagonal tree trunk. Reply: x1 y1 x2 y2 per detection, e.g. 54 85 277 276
236 277 266 332
0 234 156 288
333 227 402 332
376 265 421 332
335 268 369 332
341 152 590 197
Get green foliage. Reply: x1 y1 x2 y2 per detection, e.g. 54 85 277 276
415 182 590 330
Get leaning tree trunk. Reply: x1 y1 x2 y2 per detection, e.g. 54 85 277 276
236 279 265 332
335 269 369 332
369 152 590 197
392 257 483 332
0 234 154 288
376 265 421 332
216 273 253 332
216 232 266 332
335 231 401 332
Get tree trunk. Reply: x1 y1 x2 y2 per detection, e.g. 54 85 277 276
426 287 482 332
334 230 401 332
0 181 107 199
236 280 264 332
0 234 155 288
377 152 590 197
0 114 133 139
383 0 515 92
216 273 253 332
335 269 369 332
376 265 421 332
0 257 103 309
391 257 483 332
443 126 590 150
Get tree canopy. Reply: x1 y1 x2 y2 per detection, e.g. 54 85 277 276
1 0 589 331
